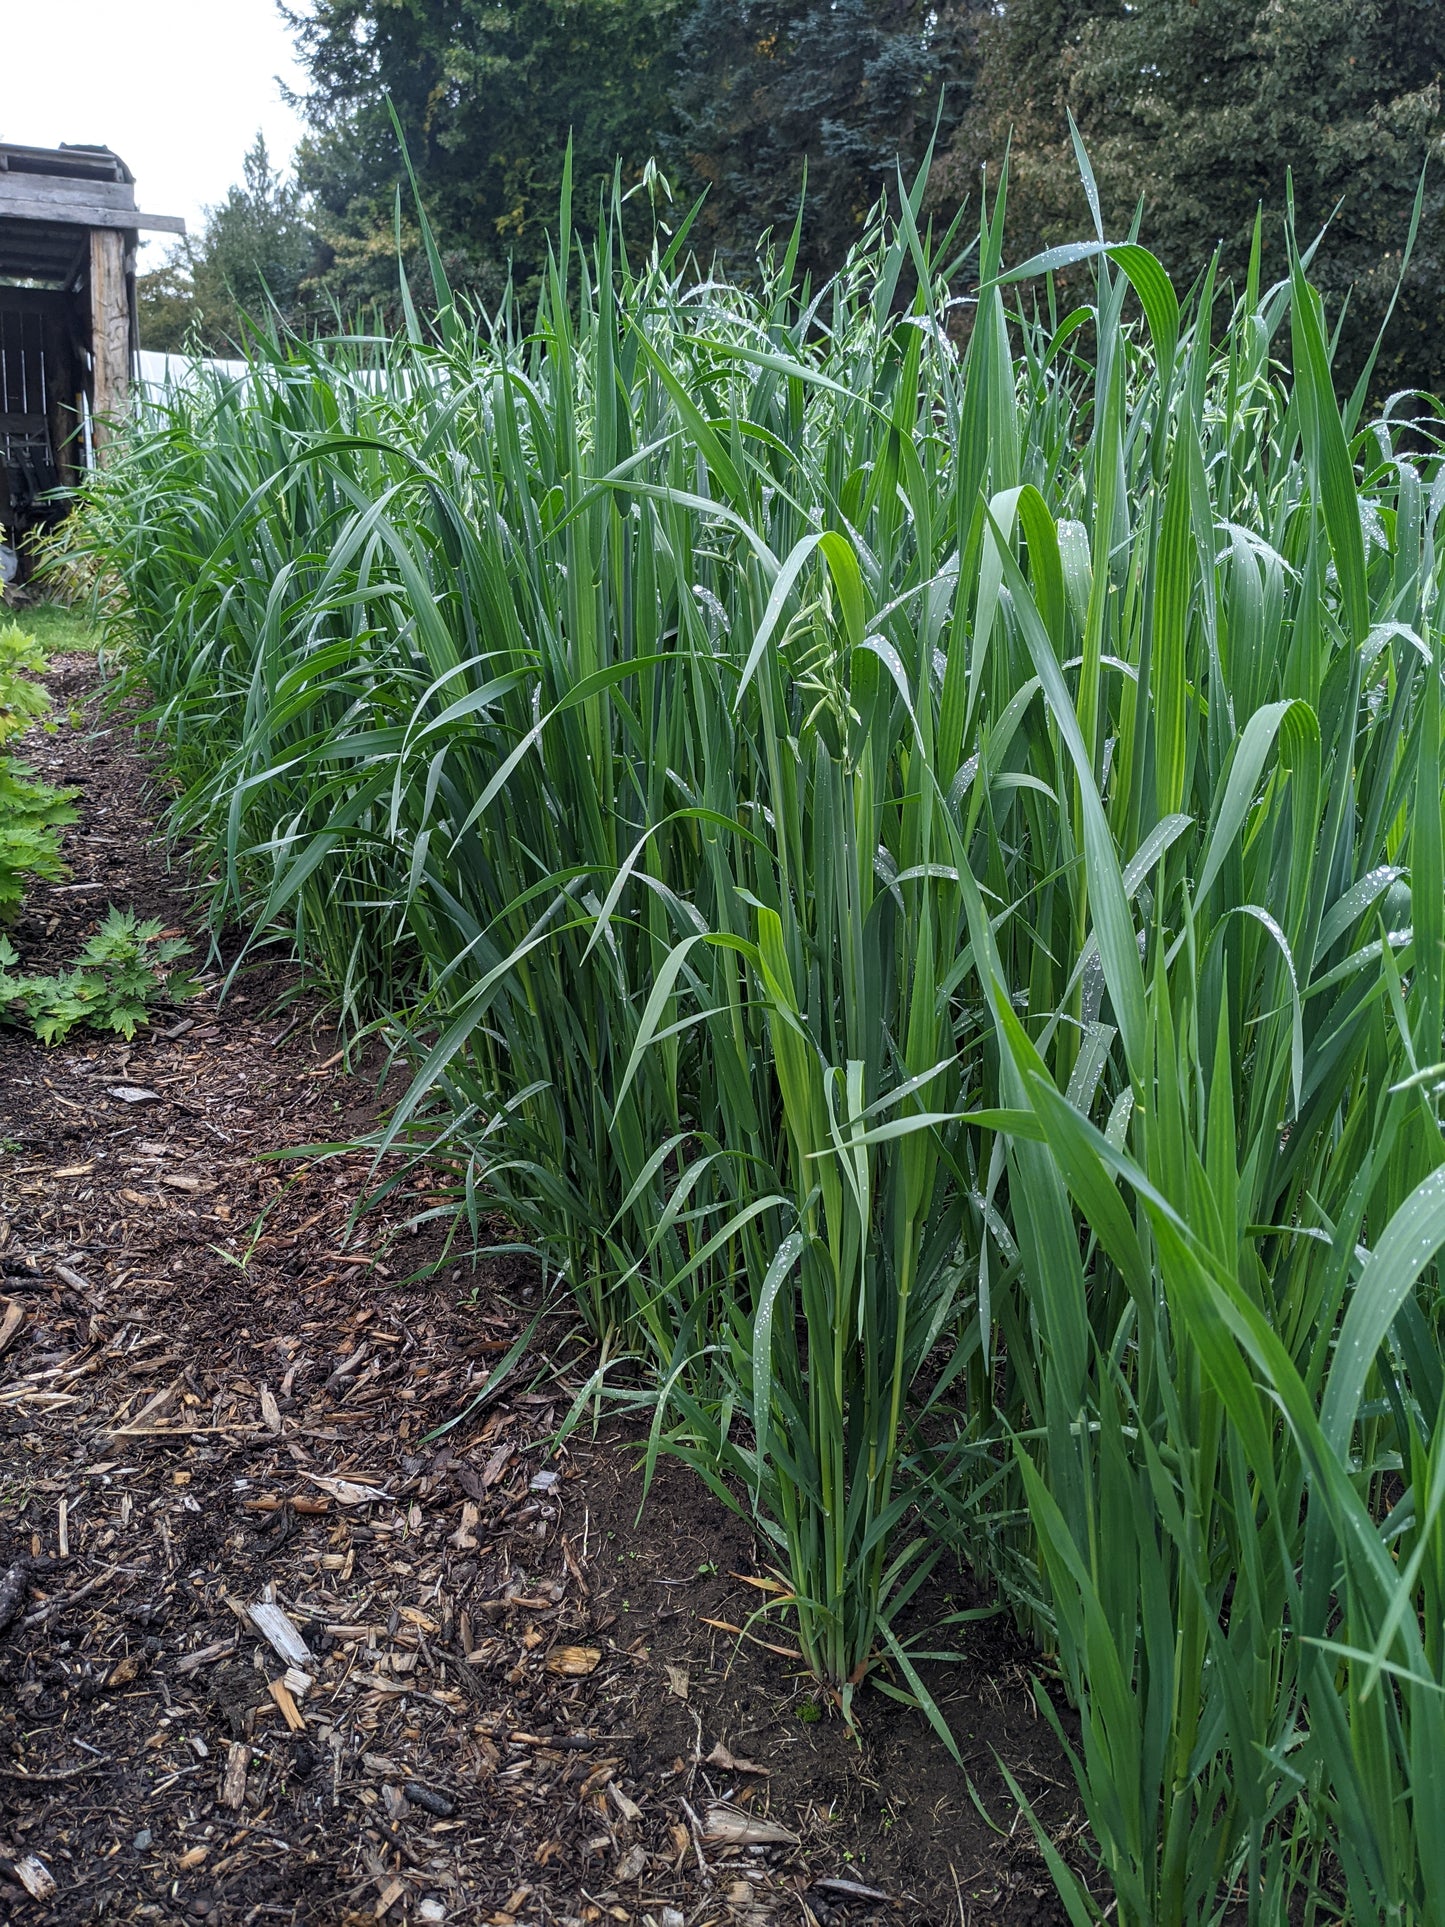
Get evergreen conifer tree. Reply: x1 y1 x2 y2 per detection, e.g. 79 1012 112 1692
668 0 981 281
285 0 686 314
937 0 1445 393
137 135 317 353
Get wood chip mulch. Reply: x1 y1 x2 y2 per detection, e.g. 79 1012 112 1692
0 654 1080 1927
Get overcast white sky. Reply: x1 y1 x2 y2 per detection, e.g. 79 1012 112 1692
3 1 312 263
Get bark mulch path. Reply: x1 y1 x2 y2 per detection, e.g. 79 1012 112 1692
0 655 1078 1927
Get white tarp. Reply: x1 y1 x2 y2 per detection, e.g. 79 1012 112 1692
135 349 249 398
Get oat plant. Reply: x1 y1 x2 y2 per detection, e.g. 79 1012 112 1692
78 158 1445 1921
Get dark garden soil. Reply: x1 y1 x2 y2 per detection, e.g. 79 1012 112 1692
0 657 1082 1927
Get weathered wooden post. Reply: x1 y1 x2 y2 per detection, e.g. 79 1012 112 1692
88 226 131 456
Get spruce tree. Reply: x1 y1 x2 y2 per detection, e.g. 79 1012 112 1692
137 136 317 354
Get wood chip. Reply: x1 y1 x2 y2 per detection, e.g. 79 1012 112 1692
247 1599 314 1667
221 1741 249 1809
615 1843 649 1881
608 1781 643 1824
403 1781 456 1817
14 1855 56 1901
703 1805 798 1846
0 1758 108 1783
268 1676 307 1732
354 1672 410 1695
545 1646 601 1678
173 1637 238 1675
260 1385 282 1434
448 1501 480 1551
109 1421 267 1440
19 1568 105 1631
706 1740 770 1775
0 1297 26 1361
815 1876 893 1901
122 1381 178 1429
300 1472 393 1507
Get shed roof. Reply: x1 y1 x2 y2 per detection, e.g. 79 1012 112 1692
0 142 135 185
0 142 185 286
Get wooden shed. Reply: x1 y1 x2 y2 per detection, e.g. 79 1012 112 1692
0 141 184 562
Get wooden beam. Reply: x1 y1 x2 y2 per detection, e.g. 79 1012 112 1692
0 173 135 216
0 198 183 235
89 228 129 457
0 143 127 185
0 178 183 234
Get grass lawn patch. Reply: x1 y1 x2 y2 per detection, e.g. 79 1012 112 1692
3 601 102 655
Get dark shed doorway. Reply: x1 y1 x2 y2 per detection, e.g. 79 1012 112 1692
0 142 183 576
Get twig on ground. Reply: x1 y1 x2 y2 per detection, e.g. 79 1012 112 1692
20 1568 107 1630
0 1758 110 1782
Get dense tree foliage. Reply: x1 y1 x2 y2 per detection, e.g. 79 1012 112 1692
142 0 1445 393
282 0 686 313
666 0 981 282
935 0 1445 393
